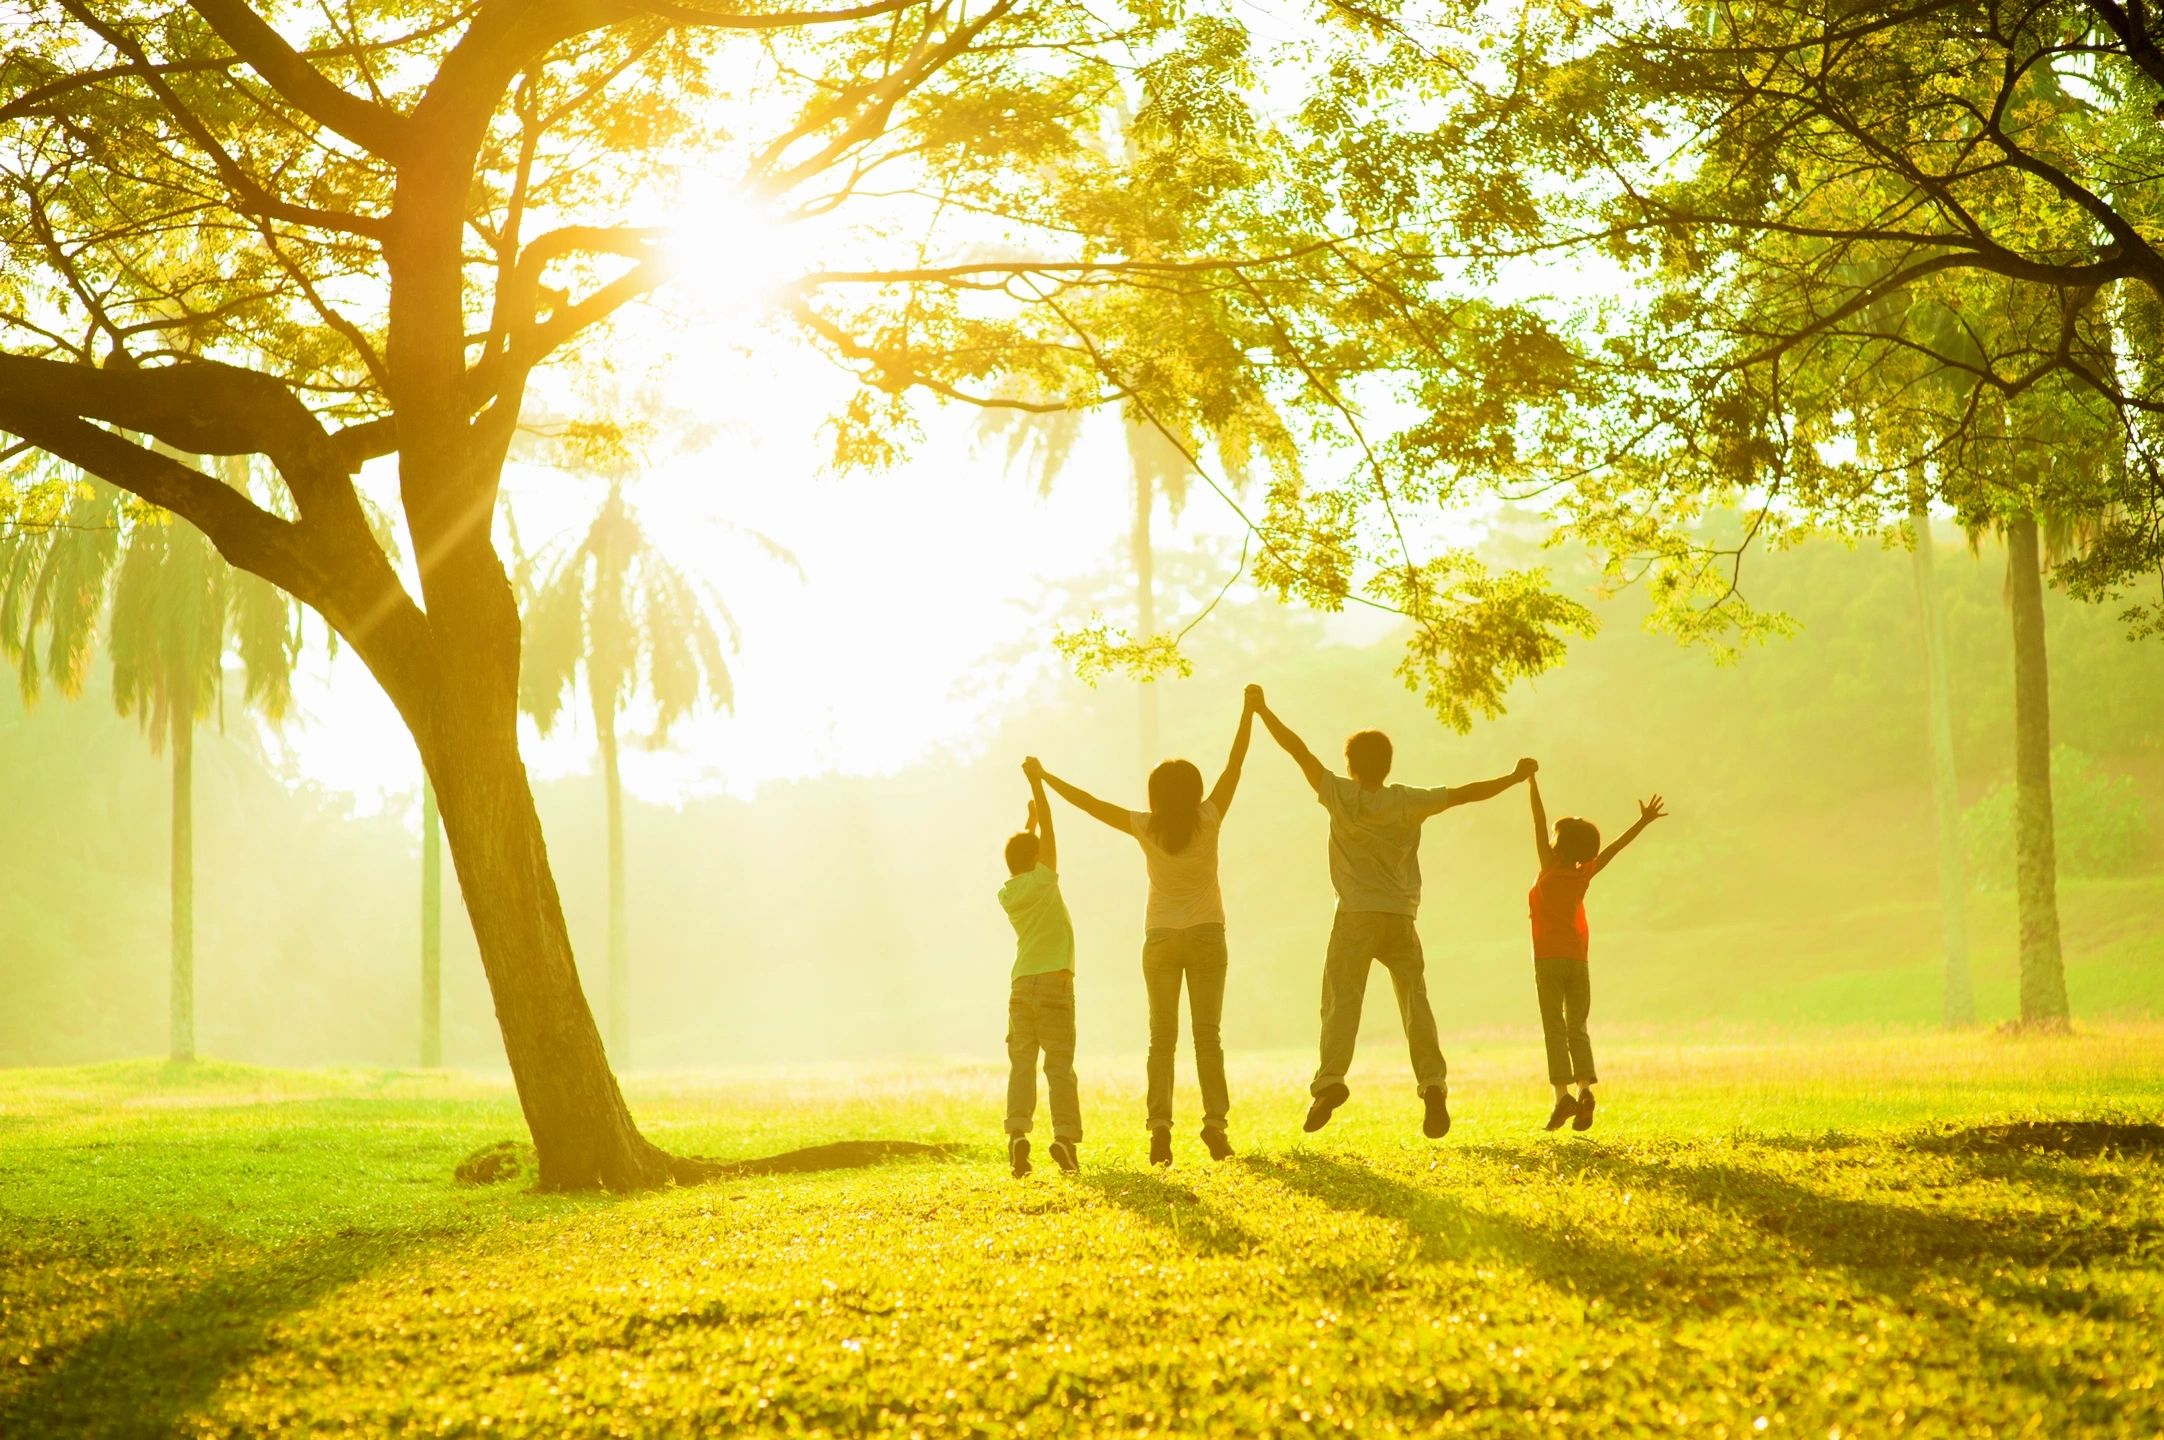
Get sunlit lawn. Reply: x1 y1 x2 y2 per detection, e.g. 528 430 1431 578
2 1030 2160 1437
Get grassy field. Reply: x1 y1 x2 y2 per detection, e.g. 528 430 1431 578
2 1031 2161 1437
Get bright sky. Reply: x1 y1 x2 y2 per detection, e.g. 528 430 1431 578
270 275 1262 813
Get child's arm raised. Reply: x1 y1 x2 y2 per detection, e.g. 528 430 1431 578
1207 690 1259 817
1027 757 1134 835
1592 794 1668 873
1025 763 1057 871
1250 688 1327 795
1529 773 1556 868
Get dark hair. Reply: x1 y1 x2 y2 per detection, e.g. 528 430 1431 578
1146 759 1206 854
1344 730 1393 783
1004 831 1040 875
1555 817 1600 864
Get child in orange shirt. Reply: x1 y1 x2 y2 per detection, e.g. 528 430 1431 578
1527 775 1666 1132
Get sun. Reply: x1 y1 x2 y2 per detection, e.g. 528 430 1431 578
655 171 801 324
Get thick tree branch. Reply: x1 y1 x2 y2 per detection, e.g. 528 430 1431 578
185 0 413 159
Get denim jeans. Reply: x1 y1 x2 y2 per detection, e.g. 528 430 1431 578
1141 923 1229 1134
1533 956 1596 1086
1006 969 1081 1142
1310 910 1448 1096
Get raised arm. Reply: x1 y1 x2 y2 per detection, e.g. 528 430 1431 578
1528 772 1555 868
1025 766 1056 871
1208 692 1259 816
1592 794 1667 873
1026 757 1133 835
1433 757 1537 813
1250 687 1326 795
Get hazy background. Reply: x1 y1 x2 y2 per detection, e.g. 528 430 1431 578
3 516 2159 1071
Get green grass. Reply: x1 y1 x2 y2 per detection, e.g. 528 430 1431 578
3 1032 2162 1437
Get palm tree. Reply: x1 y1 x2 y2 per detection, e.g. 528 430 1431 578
1904 486 1975 1027
1 458 297 1062
517 480 743 1063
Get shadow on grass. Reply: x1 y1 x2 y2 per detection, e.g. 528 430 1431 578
455 1138 960 1186
1910 1120 2164 1159
1078 1169 1260 1256
0 1227 450 1440
1240 1152 1677 1313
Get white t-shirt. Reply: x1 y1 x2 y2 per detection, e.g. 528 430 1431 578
1126 801 1225 931
1318 772 1452 917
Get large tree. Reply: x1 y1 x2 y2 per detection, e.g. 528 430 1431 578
0 1 1589 1187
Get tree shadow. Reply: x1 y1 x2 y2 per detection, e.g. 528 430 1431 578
455 1138 960 1186
1077 1168 1260 1256
0 1227 449 1439
1239 1152 1678 1314
1909 1120 2164 1160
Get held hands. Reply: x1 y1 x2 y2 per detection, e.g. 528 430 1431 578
1244 684 1264 713
1514 756 1539 781
1638 794 1668 824
1022 755 1045 782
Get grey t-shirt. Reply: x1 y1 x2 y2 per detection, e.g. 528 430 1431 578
1318 773 1452 917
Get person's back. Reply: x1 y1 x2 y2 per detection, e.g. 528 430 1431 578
1527 860 1595 963
1316 772 1445 917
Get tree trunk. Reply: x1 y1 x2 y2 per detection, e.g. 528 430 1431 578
420 776 443 1068
1128 424 1159 782
2005 514 2071 1029
421 684 683 1191
1908 498 1974 1028
601 705 628 1064
169 710 195 1064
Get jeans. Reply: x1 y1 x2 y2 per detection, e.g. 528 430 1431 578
1310 910 1448 1096
1006 969 1081 1143
1533 956 1596 1086
1141 923 1230 1134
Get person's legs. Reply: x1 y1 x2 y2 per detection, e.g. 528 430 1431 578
1532 958 1575 1090
1184 925 1231 1136
1377 916 1447 1095
1005 978 1040 1140
1310 911 1376 1098
1563 962 1596 1088
1141 931 1185 1133
1039 971 1083 1147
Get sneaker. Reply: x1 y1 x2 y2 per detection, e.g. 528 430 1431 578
1149 1129 1173 1167
1544 1097 1577 1132
1572 1089 1596 1132
1009 1135 1032 1178
1304 1083 1350 1133
1049 1139 1079 1173
1201 1128 1235 1162
1421 1085 1452 1140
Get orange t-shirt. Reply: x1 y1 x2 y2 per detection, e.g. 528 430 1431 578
1528 863 1597 961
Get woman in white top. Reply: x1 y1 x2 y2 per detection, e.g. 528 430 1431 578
1028 687 1257 1166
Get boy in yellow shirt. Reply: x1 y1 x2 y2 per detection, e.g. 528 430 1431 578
997 760 1081 1177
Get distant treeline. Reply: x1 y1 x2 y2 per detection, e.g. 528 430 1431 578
2 527 2158 1069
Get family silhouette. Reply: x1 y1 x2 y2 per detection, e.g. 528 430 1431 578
996 684 1667 1177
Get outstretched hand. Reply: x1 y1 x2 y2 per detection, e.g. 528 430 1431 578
1638 794 1668 823
1026 798 1041 830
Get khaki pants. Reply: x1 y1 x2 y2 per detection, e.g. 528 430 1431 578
1141 924 1230 1134
1310 910 1448 1097
1534 956 1596 1085
1006 969 1081 1143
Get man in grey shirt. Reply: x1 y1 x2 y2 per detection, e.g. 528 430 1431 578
1250 686 1535 1138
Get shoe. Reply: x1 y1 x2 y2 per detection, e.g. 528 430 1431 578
1202 1128 1234 1161
1421 1085 1452 1139
1009 1135 1032 1178
1544 1097 1576 1132
1304 1083 1350 1133
1049 1139 1079 1173
1572 1089 1596 1132
1149 1130 1173 1167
